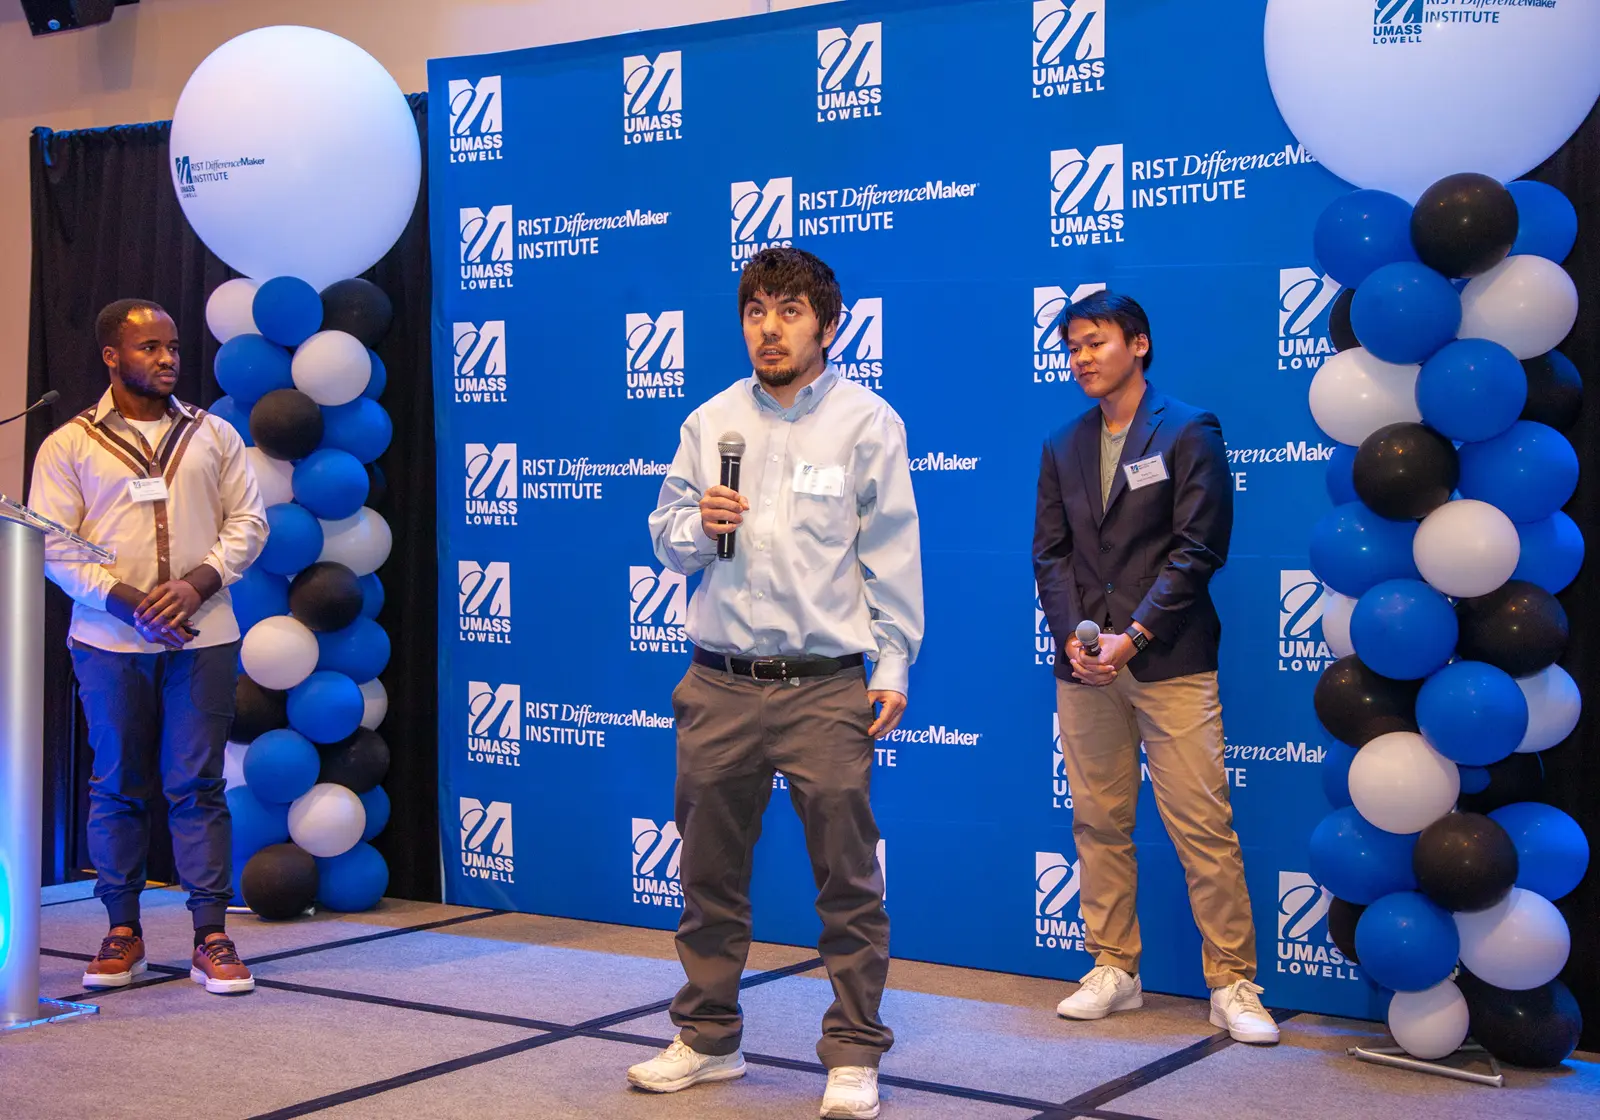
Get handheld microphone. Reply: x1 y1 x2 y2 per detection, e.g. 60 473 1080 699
1076 620 1102 658
716 431 745 561
0 390 59 427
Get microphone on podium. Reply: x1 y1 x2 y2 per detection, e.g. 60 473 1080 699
716 431 745 561
0 390 59 427
1076 620 1102 658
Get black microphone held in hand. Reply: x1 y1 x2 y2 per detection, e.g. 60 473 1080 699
1076 620 1102 658
716 431 745 561
0 390 59 427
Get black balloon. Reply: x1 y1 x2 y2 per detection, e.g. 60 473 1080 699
241 843 319 920
1457 752 1547 815
1410 172 1519 278
289 561 364 632
1313 656 1422 747
365 463 388 509
1457 971 1582 1068
319 279 394 348
233 675 287 744
1520 352 1583 431
249 388 325 461
1455 580 1568 677
320 727 390 794
1352 423 1459 521
1328 288 1358 352
1413 812 1518 912
1327 897 1364 964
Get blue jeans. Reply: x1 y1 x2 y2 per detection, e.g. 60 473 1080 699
71 640 240 930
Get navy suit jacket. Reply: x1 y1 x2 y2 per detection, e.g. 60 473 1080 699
1033 386 1233 684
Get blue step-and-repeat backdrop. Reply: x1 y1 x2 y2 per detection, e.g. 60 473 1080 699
428 0 1386 1019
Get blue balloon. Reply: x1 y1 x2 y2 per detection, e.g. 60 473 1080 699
1512 511 1585 594
318 398 394 464
214 334 293 407
208 395 254 446
1508 181 1578 263
1415 339 1527 443
1458 766 1491 795
1309 807 1419 904
258 503 325 576
227 784 290 864
1322 740 1358 809
242 728 321 804
252 276 324 347
1350 580 1458 681
1355 891 1460 992
293 448 370 520
1416 661 1528 766
1350 263 1461 365
1490 802 1590 902
316 617 391 683
1309 502 1420 597
286 670 364 744
1457 420 1578 523
1313 189 1418 288
316 842 389 912
1326 445 1358 505
359 573 385 620
358 784 391 841
363 350 387 400
230 565 290 634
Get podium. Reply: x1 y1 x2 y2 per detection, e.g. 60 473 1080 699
0 495 112 1030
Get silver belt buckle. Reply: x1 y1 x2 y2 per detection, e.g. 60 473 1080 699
749 658 788 682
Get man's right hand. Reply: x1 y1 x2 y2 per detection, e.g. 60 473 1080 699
700 485 749 538
107 582 191 650
1066 634 1117 687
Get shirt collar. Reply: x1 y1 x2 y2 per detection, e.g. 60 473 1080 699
749 363 840 421
92 388 193 427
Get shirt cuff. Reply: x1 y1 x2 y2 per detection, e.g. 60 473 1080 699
866 652 909 697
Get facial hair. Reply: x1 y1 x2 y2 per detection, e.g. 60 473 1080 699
118 365 174 401
755 365 802 389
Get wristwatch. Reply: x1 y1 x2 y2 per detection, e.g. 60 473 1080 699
1129 628 1150 654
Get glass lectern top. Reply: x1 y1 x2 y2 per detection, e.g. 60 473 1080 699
0 495 116 565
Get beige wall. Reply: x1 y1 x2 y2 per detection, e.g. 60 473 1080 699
0 0 834 496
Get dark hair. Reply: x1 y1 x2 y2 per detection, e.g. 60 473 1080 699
736 247 843 350
1061 290 1153 372
96 298 169 350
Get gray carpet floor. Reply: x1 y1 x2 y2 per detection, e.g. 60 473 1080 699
2 881 1595 1120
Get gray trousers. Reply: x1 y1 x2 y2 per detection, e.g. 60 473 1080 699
668 661 891 1069
71 640 239 931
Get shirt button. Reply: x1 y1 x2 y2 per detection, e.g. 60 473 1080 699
771 454 779 462
1105 582 1114 592
764 498 773 506
1100 544 1112 553
757 542 766 551
756 592 764 600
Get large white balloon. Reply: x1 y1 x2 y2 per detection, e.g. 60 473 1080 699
1458 256 1581 359
1456 888 1571 991
1515 664 1582 754
1308 348 1422 446
205 278 260 343
1347 731 1459 835
291 330 372 406
318 507 392 577
359 677 389 731
287 782 367 858
246 446 295 508
1264 1 1600 201
169 26 421 289
1413 499 1520 599
240 615 319 690
1387 980 1470 1061
1322 590 1357 660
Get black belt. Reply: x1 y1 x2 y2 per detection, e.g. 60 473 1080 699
692 646 863 682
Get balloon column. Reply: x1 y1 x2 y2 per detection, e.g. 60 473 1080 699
170 26 419 918
1305 175 1588 1069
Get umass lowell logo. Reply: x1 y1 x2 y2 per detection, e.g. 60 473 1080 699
1373 0 1423 45
817 22 883 122
464 443 517 526
466 681 521 768
1279 570 1331 674
1034 851 1087 953
629 565 689 655
631 817 683 908
1050 145 1125 248
448 76 503 163
623 51 683 144
1033 282 1105 384
453 321 507 404
1278 872 1358 981
1032 1 1106 98
459 797 514 883
832 297 884 390
730 177 794 270
459 561 511 644
1279 268 1341 372
625 312 686 401
174 156 195 196
460 206 514 290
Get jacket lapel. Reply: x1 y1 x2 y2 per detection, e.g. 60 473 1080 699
1102 387 1166 520
1072 408 1106 523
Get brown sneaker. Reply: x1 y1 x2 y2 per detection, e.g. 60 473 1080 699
82 928 146 988
190 935 255 994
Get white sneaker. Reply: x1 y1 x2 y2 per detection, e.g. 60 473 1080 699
821 1065 880 1119
626 1035 747 1093
1210 979 1280 1045
1056 965 1143 1020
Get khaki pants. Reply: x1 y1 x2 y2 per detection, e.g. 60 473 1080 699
1056 671 1256 988
669 662 890 1069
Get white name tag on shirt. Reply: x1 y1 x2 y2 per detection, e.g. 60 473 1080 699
1124 454 1168 490
793 461 846 498
127 476 169 503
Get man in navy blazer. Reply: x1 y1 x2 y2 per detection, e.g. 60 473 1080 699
1033 291 1276 1045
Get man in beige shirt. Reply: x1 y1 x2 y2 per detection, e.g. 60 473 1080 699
29 299 267 995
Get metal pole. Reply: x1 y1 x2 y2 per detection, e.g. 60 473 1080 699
0 516 43 1024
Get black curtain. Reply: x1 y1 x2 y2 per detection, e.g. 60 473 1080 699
24 94 439 903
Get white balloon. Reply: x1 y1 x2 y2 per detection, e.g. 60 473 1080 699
240 615 319 690
1322 591 1357 660
1308 348 1421 446
1264 0 1600 201
1459 256 1580 360
1387 980 1470 1061
169 26 421 289
205 278 260 343
222 740 249 791
1413 499 1520 598
291 330 372 406
1348 731 1460 835
359 677 389 731
318 507 392 577
1456 888 1571 991
287 782 367 858
1515 664 1582 753
246 446 295 508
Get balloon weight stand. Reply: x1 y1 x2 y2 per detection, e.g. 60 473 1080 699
1347 1042 1503 1087
2 998 99 1033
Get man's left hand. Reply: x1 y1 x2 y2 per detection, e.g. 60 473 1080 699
867 690 907 738
136 579 202 633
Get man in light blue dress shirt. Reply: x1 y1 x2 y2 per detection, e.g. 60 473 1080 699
628 248 924 1120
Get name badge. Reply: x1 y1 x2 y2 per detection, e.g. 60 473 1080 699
793 461 846 497
1124 454 1169 490
127 476 169 503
